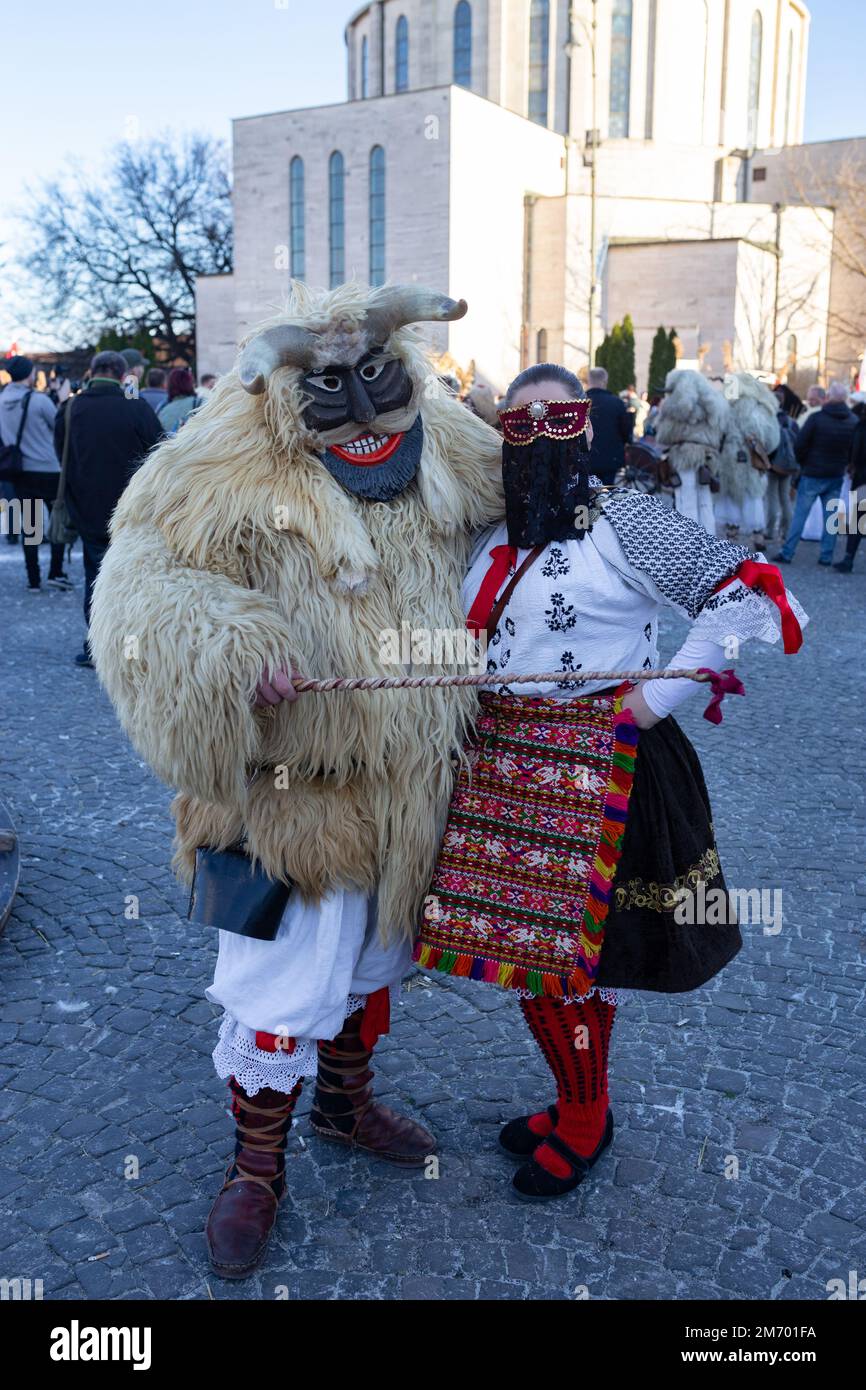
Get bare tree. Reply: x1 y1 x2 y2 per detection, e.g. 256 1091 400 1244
733 236 822 379
771 146 866 380
16 134 232 362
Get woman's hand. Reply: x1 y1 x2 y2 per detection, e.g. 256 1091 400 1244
253 665 301 709
620 684 661 730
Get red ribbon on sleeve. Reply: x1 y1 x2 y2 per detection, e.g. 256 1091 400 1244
466 544 517 637
713 560 803 654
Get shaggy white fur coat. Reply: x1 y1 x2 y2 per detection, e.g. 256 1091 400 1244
89 284 504 943
718 373 781 506
654 369 729 481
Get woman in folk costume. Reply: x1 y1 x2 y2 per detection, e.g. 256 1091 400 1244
89 282 504 1278
654 368 728 534
414 362 808 1202
716 373 781 547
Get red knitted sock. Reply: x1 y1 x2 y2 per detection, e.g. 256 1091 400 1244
520 994 615 1179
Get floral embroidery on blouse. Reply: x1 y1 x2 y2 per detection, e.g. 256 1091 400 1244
544 592 577 633
541 546 570 579
558 650 587 692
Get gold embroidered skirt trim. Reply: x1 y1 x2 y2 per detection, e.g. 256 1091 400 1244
613 845 721 914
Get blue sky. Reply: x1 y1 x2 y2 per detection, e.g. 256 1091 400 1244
1 0 861 348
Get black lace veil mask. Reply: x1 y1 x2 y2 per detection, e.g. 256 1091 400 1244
499 398 594 548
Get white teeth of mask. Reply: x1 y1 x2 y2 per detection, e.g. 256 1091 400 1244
344 433 390 455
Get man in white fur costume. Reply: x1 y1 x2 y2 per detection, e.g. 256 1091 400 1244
715 373 780 545
89 282 503 1278
654 369 727 534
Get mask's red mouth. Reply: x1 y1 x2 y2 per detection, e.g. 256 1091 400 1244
328 431 404 465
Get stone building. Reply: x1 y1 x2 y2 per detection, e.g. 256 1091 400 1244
197 1 861 394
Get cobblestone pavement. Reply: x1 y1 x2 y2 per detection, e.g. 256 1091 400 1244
0 535 864 1303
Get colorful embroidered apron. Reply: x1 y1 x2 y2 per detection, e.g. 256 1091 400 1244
414 688 639 999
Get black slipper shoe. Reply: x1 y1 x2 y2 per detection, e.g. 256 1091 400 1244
512 1110 614 1201
498 1103 559 1158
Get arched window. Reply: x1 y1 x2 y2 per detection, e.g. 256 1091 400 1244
536 328 548 364
747 10 762 147
369 146 386 288
783 29 794 144
609 0 633 138
528 0 550 126
329 151 345 289
453 1 472 88
395 15 409 92
361 35 369 98
289 156 305 281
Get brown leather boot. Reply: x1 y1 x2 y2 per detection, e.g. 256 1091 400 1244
310 1008 436 1166
205 1077 302 1279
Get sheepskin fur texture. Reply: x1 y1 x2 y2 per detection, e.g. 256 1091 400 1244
89 281 504 943
654 369 729 484
718 373 781 506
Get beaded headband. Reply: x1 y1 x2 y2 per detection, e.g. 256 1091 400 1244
499 397 591 446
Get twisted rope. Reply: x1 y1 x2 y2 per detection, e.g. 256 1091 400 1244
292 668 713 693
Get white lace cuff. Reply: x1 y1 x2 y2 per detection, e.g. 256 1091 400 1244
212 992 370 1097
691 577 809 649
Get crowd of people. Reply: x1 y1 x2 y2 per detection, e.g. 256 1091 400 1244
450 364 865 575
2 342 859 686
0 348 218 664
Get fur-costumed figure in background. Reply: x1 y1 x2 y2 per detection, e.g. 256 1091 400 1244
654 369 729 534
716 373 781 546
89 281 504 1278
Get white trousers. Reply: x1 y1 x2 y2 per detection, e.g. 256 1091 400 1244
674 471 717 534
207 887 411 1096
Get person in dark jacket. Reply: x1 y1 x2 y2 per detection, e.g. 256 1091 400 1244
585 367 633 482
55 350 162 666
775 381 857 566
835 399 866 573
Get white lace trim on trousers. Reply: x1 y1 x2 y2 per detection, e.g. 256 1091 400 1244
212 993 369 1098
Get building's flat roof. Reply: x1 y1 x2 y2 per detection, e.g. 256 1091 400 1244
754 134 866 155
232 81 567 135
609 235 777 255
233 82 452 124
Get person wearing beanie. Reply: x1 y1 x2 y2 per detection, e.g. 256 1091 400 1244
120 348 148 388
0 356 71 591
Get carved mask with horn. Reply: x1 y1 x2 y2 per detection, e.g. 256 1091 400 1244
237 285 467 501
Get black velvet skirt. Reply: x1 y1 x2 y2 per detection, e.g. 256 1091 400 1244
596 716 741 993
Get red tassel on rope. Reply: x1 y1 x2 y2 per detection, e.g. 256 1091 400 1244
698 667 746 724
